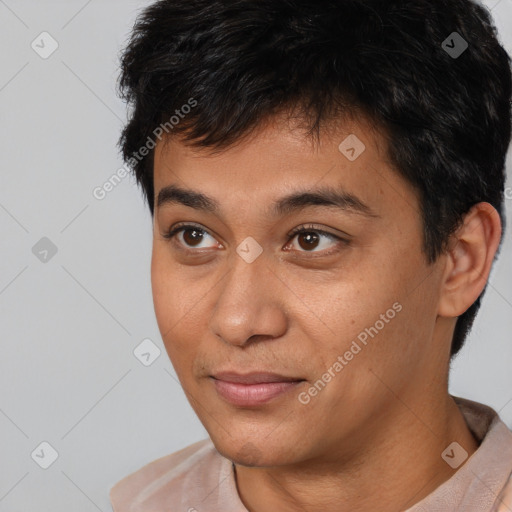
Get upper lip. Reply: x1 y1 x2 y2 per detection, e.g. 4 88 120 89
211 371 304 384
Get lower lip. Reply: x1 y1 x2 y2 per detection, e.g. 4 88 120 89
211 378 303 406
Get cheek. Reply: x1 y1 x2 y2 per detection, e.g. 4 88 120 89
151 253 177 334
293 267 401 348
151 246 194 326
151 251 224 399
298 256 419 376
151 249 190 350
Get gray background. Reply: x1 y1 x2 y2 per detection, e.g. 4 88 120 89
0 0 511 510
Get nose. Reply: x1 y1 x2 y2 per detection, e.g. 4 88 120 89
209 251 288 348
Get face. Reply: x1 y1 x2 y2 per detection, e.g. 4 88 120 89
151 113 448 468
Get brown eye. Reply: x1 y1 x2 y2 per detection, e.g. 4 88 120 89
286 225 348 256
296 231 321 251
162 223 219 250
182 227 205 247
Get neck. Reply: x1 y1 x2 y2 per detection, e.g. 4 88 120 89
234 393 479 512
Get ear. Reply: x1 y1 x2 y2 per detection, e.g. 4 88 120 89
438 202 502 318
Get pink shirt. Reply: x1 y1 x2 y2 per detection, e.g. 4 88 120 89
110 396 512 511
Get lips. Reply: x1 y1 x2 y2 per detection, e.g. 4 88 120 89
210 371 305 406
211 371 304 384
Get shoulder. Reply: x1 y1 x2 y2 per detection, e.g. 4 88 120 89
110 438 229 511
493 472 512 511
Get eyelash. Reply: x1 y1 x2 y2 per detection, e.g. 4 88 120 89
162 222 349 256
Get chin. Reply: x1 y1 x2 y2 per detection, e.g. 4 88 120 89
212 436 296 468
232 441 268 467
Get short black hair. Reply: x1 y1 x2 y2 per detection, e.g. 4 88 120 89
117 0 512 358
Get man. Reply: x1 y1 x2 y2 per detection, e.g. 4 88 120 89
110 0 512 510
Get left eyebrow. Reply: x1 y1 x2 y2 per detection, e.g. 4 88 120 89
271 186 379 219
156 184 379 218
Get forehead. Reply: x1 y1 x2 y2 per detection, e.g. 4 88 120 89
154 112 386 168
152 113 418 221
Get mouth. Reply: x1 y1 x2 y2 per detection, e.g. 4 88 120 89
211 371 305 384
210 371 306 406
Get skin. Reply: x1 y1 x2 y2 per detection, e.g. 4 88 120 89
150 111 501 511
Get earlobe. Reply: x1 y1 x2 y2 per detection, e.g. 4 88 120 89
438 202 502 318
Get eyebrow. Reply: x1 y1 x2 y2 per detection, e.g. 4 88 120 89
156 184 379 218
